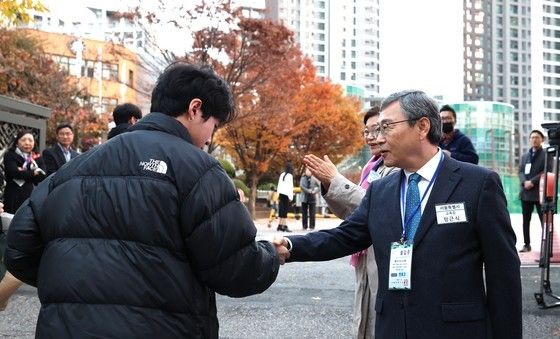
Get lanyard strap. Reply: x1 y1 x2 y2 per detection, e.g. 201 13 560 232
400 152 445 241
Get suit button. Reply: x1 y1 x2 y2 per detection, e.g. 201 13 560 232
345 184 350 189
399 301 404 308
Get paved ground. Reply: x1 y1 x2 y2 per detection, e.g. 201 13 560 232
1 213 559 338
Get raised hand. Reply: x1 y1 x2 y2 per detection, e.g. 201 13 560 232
303 154 337 190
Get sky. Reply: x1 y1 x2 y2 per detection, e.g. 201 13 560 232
379 0 464 101
147 0 466 101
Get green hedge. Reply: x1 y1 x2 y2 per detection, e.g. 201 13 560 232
218 159 235 179
233 178 250 196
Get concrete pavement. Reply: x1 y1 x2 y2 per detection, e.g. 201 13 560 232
1 212 559 338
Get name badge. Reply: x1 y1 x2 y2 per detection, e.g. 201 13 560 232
367 169 381 183
435 203 468 224
388 241 413 290
524 163 531 175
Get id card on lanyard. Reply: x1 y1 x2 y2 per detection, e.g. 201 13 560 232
388 152 445 290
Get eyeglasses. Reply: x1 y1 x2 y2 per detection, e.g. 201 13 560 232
363 117 422 138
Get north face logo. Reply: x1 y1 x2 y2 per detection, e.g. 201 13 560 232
139 159 168 174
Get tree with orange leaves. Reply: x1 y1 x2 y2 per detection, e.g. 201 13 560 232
177 7 308 216
142 3 363 217
288 62 363 171
0 28 108 149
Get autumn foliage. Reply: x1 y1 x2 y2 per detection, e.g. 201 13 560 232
0 28 108 147
166 5 361 216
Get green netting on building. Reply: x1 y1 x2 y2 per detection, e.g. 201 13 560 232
501 174 521 213
450 102 521 213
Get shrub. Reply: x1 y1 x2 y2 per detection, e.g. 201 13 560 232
218 159 236 179
233 178 250 196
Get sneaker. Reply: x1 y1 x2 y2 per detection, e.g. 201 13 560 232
519 245 531 253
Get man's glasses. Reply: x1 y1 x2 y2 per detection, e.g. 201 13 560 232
363 117 422 138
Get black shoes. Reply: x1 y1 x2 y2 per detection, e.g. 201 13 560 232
277 224 292 232
519 244 531 253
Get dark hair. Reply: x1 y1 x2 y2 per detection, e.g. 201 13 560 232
380 90 441 145
10 130 35 151
530 130 545 139
439 104 457 119
56 123 73 133
363 106 380 125
113 103 142 124
150 62 235 124
282 163 293 181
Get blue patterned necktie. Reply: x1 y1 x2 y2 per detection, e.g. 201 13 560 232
404 173 422 241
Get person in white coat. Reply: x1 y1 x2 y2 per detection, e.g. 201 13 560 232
276 163 294 232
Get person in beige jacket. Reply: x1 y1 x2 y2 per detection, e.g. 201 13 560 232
304 107 397 338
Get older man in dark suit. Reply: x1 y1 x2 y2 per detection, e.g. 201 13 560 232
42 123 79 176
275 90 521 339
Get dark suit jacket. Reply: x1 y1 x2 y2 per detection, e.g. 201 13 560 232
41 144 79 176
287 155 521 339
518 147 545 202
2 150 46 213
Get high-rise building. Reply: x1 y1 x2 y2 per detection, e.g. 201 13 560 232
463 0 560 163
463 0 493 101
265 0 381 104
533 1 560 128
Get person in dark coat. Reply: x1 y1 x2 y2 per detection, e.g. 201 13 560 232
275 90 521 339
41 123 79 176
518 129 546 252
5 63 285 338
107 103 142 139
2 131 46 214
438 105 479 164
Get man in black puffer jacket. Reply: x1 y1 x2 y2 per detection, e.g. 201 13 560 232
5 63 286 338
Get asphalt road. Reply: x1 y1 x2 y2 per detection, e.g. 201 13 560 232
1 220 559 338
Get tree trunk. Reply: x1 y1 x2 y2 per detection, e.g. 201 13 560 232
249 174 259 220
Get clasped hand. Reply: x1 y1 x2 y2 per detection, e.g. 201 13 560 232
273 237 290 264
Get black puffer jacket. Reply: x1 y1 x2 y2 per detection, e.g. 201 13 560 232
5 113 279 338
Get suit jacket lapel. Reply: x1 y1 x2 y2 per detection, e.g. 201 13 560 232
385 170 406 241
413 157 462 247
54 146 66 166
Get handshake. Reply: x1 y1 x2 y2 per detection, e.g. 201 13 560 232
272 237 291 264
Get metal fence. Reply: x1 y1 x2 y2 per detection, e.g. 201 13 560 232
0 95 51 197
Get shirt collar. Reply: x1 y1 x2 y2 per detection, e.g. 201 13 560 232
57 143 70 153
403 148 442 182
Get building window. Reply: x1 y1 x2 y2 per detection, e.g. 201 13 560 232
128 70 134 87
51 55 71 73
102 63 118 81
81 60 96 78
